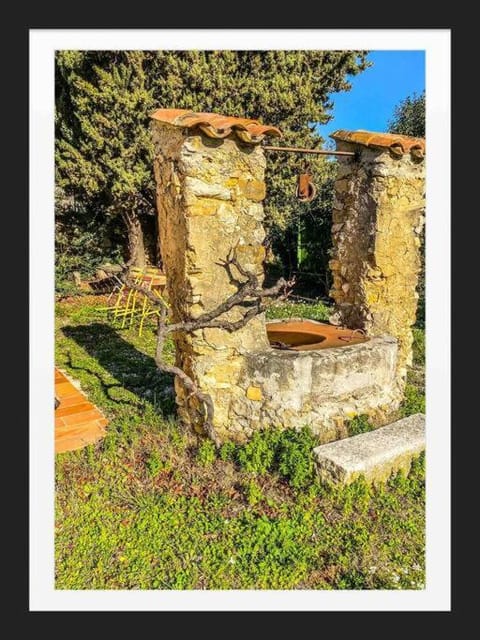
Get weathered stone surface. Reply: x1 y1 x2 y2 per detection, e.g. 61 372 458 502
238 177 266 201
236 328 400 442
313 413 425 485
151 120 403 443
246 386 263 401
184 176 232 201
152 122 270 440
329 144 425 390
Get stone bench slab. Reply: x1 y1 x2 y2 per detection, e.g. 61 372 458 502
313 414 425 485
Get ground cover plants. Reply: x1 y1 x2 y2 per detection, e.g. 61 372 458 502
55 297 425 590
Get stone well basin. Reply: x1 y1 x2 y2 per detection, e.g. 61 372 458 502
236 321 399 440
266 319 369 351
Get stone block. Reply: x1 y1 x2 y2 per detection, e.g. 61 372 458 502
313 413 425 485
246 386 263 401
184 176 232 200
238 177 266 201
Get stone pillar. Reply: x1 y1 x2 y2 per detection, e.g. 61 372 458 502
150 109 281 442
329 130 425 385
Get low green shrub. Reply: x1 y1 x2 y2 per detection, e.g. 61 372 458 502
197 439 217 467
236 428 282 474
244 479 265 506
219 441 236 462
233 425 317 489
400 384 426 417
276 427 318 489
346 414 373 436
412 327 425 366
145 449 168 478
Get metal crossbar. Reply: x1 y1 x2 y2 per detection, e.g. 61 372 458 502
263 145 355 157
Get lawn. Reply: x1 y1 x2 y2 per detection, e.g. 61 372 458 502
55 296 425 590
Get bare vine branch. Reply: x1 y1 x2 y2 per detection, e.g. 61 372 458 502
118 254 295 446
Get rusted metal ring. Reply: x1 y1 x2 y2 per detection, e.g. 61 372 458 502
296 175 317 202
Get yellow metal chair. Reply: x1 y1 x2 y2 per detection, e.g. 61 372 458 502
109 268 143 327
137 273 168 337
105 267 168 336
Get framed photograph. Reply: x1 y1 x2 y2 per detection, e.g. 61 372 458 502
29 28 451 612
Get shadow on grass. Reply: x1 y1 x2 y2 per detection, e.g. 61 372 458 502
62 323 176 417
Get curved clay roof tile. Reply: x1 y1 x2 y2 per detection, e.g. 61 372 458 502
330 129 425 158
199 124 232 139
150 108 282 145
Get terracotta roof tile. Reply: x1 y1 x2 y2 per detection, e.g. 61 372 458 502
150 108 282 145
331 129 425 158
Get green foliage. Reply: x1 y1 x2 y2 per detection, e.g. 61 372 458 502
270 170 337 296
234 425 317 489
55 197 123 294
55 50 370 271
145 449 166 478
266 300 330 322
400 384 426 417
400 327 425 417
236 428 281 475
277 427 318 489
244 479 265 506
346 415 373 437
56 51 155 267
55 299 425 590
56 52 155 207
388 91 425 138
412 327 425 368
219 441 236 462
55 264 80 298
337 478 372 518
197 439 217 467
406 453 426 497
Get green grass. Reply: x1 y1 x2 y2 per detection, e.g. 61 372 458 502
55 297 425 590
265 299 330 322
400 327 426 417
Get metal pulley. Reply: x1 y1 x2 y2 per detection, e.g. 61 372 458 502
295 166 317 202
295 161 317 202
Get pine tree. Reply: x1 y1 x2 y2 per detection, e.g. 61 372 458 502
56 51 155 268
56 50 369 267
388 91 425 138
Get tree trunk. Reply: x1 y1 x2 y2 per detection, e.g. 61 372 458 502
155 212 163 269
122 210 146 269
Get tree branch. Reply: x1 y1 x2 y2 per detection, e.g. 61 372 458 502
118 253 295 445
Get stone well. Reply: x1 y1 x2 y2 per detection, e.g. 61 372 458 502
150 110 425 443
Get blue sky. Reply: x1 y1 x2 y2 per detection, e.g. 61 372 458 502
316 51 425 142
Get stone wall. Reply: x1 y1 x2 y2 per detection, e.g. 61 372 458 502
329 140 425 386
152 122 270 442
